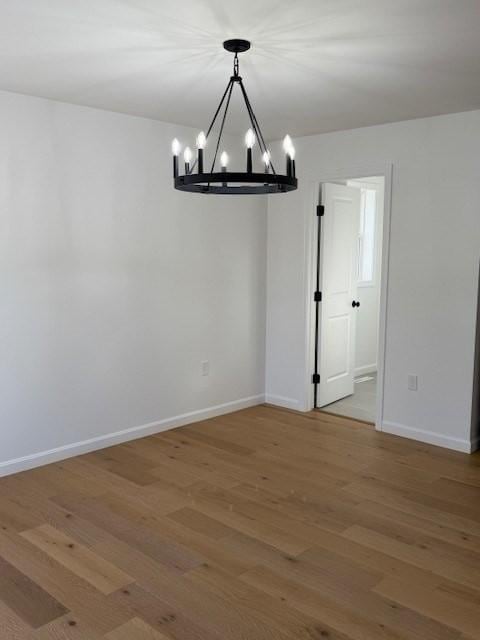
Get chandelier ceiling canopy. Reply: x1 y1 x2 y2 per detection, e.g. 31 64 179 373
171 39 297 195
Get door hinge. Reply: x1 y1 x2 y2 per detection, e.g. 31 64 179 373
312 373 320 384
316 204 325 216
314 291 322 302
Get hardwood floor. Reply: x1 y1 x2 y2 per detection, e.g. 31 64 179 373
1 405 480 639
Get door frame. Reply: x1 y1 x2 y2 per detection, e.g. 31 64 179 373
303 162 393 432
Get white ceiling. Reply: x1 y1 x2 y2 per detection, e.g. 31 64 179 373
1 0 480 139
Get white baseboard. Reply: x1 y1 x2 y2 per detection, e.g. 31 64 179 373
355 364 377 377
0 394 265 478
382 420 473 453
264 394 300 411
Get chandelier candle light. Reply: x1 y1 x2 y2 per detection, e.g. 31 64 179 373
171 39 297 195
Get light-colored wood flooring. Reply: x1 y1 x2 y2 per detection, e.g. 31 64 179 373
1 405 480 639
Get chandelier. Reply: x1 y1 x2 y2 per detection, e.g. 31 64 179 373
171 39 297 195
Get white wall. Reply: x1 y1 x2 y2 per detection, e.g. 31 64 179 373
2 90 479 472
355 279 380 376
266 110 480 452
0 90 267 475
348 178 384 376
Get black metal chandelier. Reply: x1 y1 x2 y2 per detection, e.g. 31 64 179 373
171 39 297 195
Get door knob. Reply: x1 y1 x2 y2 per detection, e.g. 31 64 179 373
352 300 360 308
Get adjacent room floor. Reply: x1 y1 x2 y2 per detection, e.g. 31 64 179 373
0 405 479 639
322 373 377 423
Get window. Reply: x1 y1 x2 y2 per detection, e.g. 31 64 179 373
357 188 376 285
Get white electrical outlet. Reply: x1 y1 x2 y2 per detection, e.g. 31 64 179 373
201 360 210 376
407 374 418 391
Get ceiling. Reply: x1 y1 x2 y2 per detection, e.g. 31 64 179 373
1 0 480 139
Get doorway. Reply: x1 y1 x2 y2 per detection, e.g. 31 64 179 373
313 176 386 424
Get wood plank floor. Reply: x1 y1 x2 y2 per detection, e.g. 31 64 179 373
1 405 480 639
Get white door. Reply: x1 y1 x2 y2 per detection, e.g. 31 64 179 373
318 183 360 407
